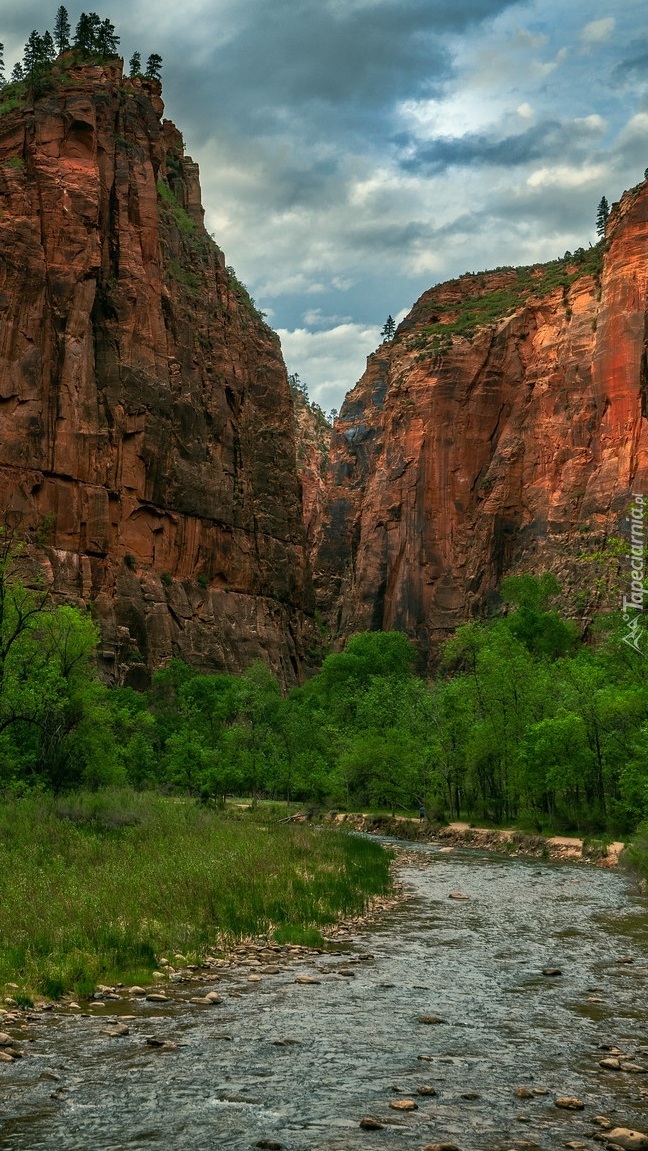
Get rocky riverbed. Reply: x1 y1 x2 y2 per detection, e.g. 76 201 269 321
1 842 647 1150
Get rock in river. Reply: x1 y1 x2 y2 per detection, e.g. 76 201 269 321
605 1129 648 1150
555 1096 585 1110
389 1099 418 1111
418 1015 446 1025
359 1117 384 1130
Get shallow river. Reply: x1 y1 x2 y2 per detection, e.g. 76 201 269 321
2 842 648 1151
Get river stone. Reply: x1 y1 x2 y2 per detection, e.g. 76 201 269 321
359 1117 384 1130
619 1062 648 1073
145 993 169 1002
295 976 321 985
448 892 469 900
542 967 562 976
0 1050 15 1062
0 1033 14 1046
256 1141 283 1149
204 991 222 1003
461 1092 480 1100
594 1117 614 1128
128 986 146 995
145 1037 177 1050
555 1096 585 1110
605 1129 648 1150
515 1087 534 1098
421 1143 461 1150
600 1058 622 1070
417 1085 438 1096
418 1015 446 1025
389 1099 418 1110
100 1023 129 1037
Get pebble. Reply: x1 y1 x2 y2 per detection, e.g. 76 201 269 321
600 1058 621 1070
619 1062 648 1074
359 1117 384 1130
418 1015 446 1025
0 1051 15 1062
145 1037 177 1051
542 967 562 976
204 992 222 1003
129 986 146 995
515 1087 534 1098
294 976 321 985
0 1033 14 1046
389 1099 418 1110
555 1096 585 1110
448 892 469 900
460 1091 480 1100
145 993 169 1003
417 1085 438 1096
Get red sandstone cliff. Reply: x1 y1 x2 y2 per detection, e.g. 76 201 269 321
311 182 648 663
0 58 311 685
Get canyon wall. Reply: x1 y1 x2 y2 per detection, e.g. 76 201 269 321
311 182 648 664
0 58 311 685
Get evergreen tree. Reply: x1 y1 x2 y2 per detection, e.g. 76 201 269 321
0 43 5 89
381 314 396 341
10 63 24 83
53 5 71 53
128 50 142 77
145 53 163 82
42 30 57 63
23 30 48 74
596 195 610 238
74 12 101 55
96 18 119 56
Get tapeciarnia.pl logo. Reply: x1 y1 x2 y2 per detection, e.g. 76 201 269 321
622 493 646 654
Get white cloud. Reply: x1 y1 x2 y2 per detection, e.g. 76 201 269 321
517 102 534 119
526 163 607 189
278 323 381 411
580 16 615 44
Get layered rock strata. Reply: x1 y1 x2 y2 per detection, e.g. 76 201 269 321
311 183 648 664
0 58 310 684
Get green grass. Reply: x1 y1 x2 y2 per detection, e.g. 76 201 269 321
407 244 605 351
0 789 392 1000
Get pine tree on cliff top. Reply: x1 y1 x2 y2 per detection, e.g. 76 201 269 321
129 50 142 77
73 12 101 56
381 314 396 341
96 18 119 56
0 43 5 89
145 53 163 82
53 6 71 53
596 195 610 238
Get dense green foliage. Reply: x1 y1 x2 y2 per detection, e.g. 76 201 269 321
1 537 647 839
0 790 391 997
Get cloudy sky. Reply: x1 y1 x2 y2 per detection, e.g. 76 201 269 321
3 1 647 411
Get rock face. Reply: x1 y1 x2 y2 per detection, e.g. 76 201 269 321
0 58 310 684
311 182 648 664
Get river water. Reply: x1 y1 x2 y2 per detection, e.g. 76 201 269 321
1 841 648 1151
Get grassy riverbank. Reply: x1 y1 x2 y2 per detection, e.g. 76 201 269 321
0 790 392 1002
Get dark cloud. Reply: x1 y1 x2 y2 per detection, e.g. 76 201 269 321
399 117 605 173
612 38 648 86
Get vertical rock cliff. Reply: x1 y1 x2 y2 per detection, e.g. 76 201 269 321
0 58 311 684
311 181 648 664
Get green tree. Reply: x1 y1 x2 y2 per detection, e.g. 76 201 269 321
0 42 5 88
381 314 396 341
54 6 71 53
145 53 163 82
128 50 142 77
10 63 24 83
73 12 101 56
96 18 119 56
596 196 610 238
